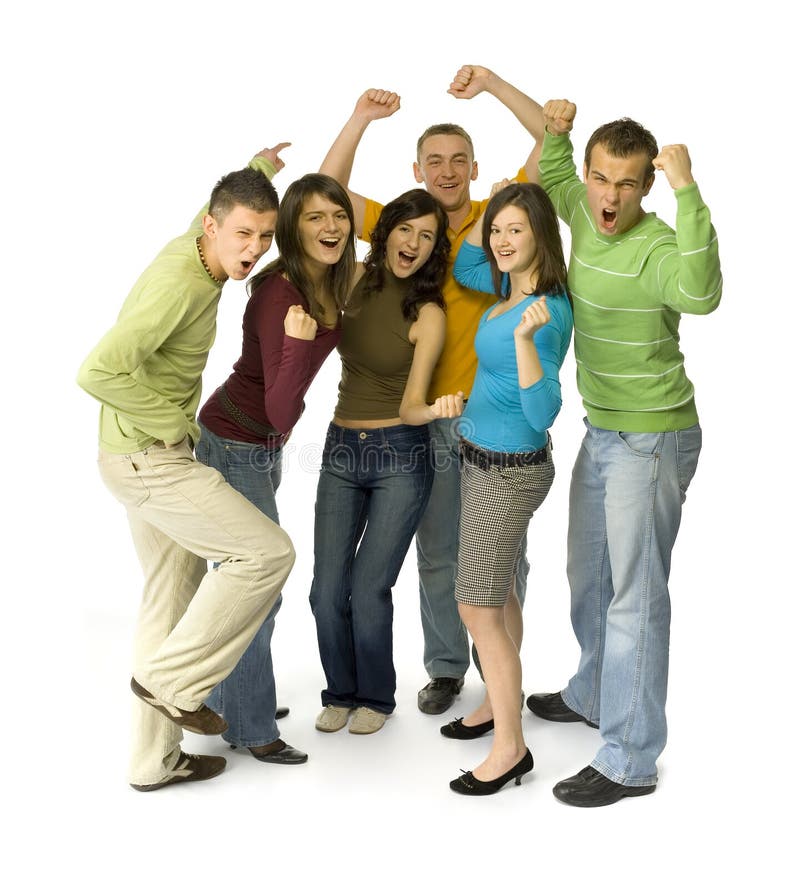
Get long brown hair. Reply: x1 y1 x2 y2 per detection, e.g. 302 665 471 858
481 183 568 301
248 173 356 321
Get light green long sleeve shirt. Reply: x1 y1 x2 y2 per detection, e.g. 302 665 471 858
539 132 722 432
77 155 276 454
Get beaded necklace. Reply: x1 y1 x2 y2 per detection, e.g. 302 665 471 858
196 236 224 284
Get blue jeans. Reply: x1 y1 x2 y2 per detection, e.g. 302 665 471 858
415 417 529 679
195 423 284 747
562 419 702 785
310 423 433 713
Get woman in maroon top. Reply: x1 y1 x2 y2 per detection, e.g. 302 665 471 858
195 174 356 766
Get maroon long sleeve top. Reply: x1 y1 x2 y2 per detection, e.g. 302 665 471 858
199 274 340 447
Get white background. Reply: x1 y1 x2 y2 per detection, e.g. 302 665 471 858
3 1 796 885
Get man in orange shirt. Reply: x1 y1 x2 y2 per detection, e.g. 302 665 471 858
320 65 546 715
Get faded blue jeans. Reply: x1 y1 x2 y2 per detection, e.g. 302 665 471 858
415 417 529 680
562 419 702 786
195 423 283 748
310 423 433 713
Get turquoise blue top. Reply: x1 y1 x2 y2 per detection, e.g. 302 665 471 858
453 241 573 452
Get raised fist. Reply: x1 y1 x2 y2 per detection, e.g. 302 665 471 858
514 296 550 339
543 99 576 136
653 144 694 190
355 89 401 122
447 65 492 100
284 304 317 341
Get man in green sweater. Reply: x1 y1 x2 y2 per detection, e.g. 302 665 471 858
526 100 722 806
77 144 296 792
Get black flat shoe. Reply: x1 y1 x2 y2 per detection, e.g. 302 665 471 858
230 740 309 765
275 706 289 720
449 748 533 796
440 716 494 739
553 766 655 807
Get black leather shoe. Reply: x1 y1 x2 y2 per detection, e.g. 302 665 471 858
231 740 308 765
450 748 533 795
275 706 289 720
418 677 464 714
526 691 598 728
553 766 655 807
440 716 494 739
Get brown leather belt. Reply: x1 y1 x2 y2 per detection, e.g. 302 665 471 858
217 384 281 439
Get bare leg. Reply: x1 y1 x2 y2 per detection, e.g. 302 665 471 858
461 586 522 726
458 600 526 781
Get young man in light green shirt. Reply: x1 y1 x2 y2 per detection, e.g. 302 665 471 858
77 143 296 791
526 100 722 806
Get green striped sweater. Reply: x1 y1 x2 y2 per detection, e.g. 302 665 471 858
539 132 722 432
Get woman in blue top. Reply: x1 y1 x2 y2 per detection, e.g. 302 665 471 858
447 182 573 795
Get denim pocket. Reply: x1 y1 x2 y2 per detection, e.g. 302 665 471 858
616 431 664 458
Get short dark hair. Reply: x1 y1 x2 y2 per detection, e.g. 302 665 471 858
481 183 568 301
208 167 279 221
584 118 658 183
248 173 356 321
416 123 475 162
360 189 450 320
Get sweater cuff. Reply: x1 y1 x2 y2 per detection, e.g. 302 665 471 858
249 154 278 180
674 182 703 213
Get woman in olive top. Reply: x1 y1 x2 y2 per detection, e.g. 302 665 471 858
310 189 462 736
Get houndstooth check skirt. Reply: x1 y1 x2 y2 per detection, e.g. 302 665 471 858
455 446 555 607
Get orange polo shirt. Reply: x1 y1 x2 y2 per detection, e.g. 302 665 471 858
362 170 526 400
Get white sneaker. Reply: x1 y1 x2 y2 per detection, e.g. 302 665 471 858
348 707 387 735
315 705 352 732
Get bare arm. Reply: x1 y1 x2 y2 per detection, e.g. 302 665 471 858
449 66 544 182
319 89 400 235
399 303 463 425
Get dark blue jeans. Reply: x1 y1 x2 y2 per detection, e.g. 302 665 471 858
195 423 283 747
310 423 433 714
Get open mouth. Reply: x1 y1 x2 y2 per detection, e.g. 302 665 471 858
320 237 341 250
601 208 617 230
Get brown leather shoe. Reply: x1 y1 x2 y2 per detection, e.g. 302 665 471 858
131 752 226 792
131 677 228 735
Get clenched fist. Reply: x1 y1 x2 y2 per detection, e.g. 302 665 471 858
430 391 465 419
355 89 401 122
447 65 493 100
543 99 576 136
284 304 317 340
653 144 694 189
514 296 550 339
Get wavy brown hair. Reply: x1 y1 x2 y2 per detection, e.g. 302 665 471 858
359 189 449 320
